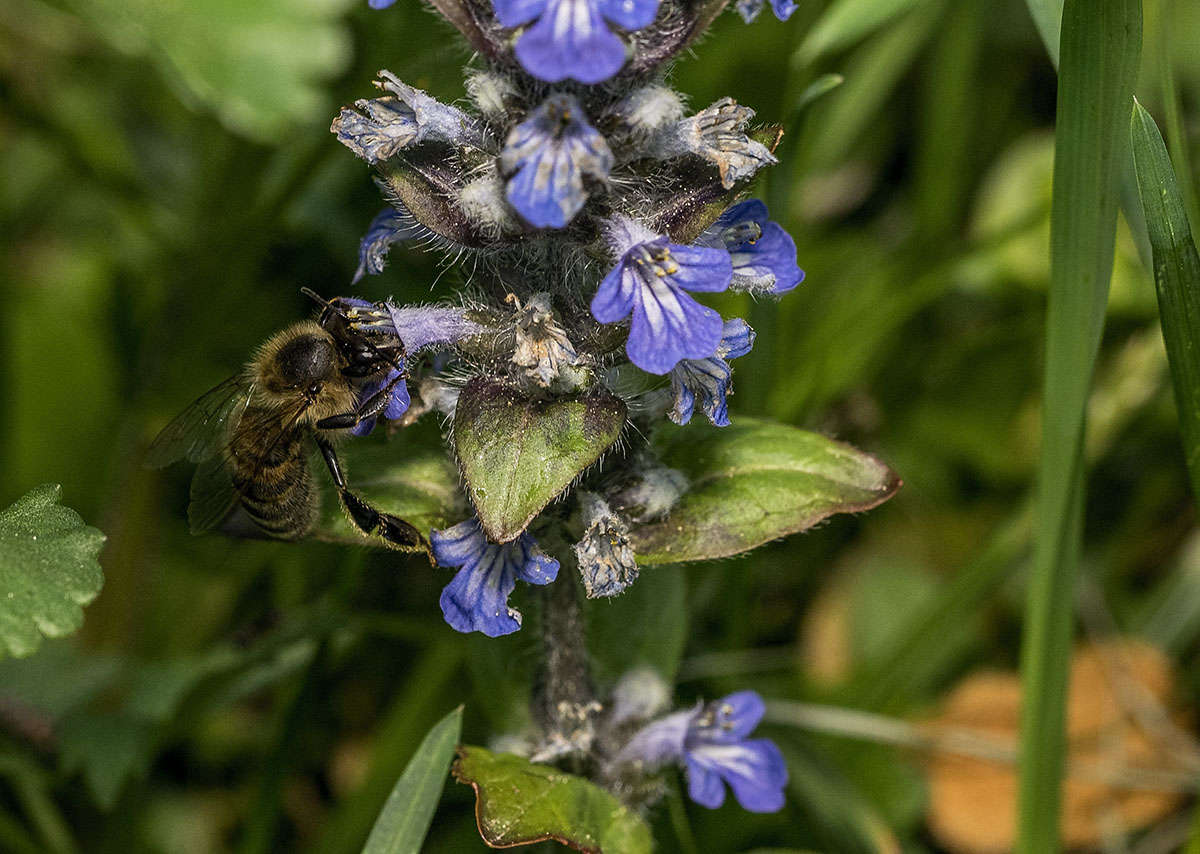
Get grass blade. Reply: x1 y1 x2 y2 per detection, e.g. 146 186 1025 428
1024 0 1063 67
1131 101 1200 509
361 705 463 854
1016 0 1141 852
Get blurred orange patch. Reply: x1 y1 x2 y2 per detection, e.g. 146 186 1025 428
923 639 1190 853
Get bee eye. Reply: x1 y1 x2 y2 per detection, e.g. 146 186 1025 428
308 382 323 397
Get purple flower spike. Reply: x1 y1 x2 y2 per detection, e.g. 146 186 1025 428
500 94 613 229
493 0 660 84
431 518 559 636
670 318 755 427
592 218 731 375
619 691 787 813
368 0 396 8
700 200 804 296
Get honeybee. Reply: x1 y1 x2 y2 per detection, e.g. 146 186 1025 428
147 291 430 556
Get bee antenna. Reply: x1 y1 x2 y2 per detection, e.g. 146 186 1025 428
300 287 342 315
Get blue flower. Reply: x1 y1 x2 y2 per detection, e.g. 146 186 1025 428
354 208 414 283
492 0 660 84
699 200 804 295
670 318 754 427
733 0 796 22
499 94 613 229
617 691 788 813
431 518 559 636
368 0 396 7
591 218 731 374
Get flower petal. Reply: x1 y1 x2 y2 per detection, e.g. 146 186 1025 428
431 520 558 636
617 707 696 767
590 264 637 323
438 552 523 636
500 94 613 229
628 278 724 374
684 755 728 809
670 357 731 426
666 245 735 293
596 0 660 30
513 535 560 585
514 0 627 84
492 0 550 27
687 740 787 812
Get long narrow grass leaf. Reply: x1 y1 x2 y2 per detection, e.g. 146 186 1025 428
1016 0 1141 852
1131 101 1200 510
361 706 463 854
1023 0 1063 67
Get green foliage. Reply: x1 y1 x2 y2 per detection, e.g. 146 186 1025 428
632 419 899 564
66 0 356 141
361 706 462 854
452 745 654 854
0 486 105 659
1016 0 1141 850
1131 101 1200 509
454 379 626 542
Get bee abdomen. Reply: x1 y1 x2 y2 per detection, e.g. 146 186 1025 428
230 432 318 540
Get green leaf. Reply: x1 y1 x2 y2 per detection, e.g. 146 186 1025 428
454 379 626 543
361 706 463 854
67 0 354 141
630 419 900 565
795 0 925 64
1024 0 1064 67
316 444 466 545
791 74 846 119
1016 0 1141 852
0 485 105 659
452 746 653 854
1131 102 1200 511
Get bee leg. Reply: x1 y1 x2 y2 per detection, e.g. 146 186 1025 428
315 388 391 430
315 438 433 562
316 370 406 430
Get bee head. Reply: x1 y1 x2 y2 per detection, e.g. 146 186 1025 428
257 323 342 399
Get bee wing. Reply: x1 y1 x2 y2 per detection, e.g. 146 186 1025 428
187 453 240 534
185 403 309 535
146 375 254 468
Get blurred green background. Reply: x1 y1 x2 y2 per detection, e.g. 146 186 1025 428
1 0 1199 851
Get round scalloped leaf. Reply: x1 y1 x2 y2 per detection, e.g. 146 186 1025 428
454 378 626 543
452 745 653 854
0 485 105 658
631 419 900 564
68 0 354 142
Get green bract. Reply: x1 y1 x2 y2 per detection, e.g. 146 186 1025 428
632 419 900 564
454 378 627 542
452 745 653 854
